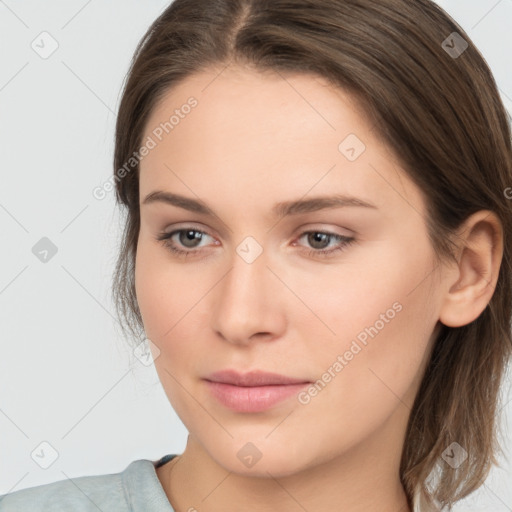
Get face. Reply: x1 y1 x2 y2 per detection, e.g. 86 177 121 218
135 64 443 477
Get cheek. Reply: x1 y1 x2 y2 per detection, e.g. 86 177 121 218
135 256 166 340
134 236 208 363
135 240 203 420
135 235 185 339
305 239 438 413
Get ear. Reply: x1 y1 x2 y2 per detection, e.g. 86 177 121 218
439 210 504 328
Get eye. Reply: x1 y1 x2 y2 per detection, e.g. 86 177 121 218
294 231 355 258
156 228 215 257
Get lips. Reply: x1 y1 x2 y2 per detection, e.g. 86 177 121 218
204 369 310 387
203 369 311 413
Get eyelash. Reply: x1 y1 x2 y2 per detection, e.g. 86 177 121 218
156 228 355 259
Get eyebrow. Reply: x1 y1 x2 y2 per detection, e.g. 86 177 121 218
142 190 378 217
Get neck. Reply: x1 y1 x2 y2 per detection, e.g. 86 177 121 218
157 416 413 512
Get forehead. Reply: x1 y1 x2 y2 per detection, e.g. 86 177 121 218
139 64 423 216
144 64 372 142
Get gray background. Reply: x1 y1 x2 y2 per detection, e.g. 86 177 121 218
0 1 511 510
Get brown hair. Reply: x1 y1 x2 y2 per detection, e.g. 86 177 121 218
111 0 512 509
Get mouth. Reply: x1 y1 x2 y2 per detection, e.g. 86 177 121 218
203 369 311 413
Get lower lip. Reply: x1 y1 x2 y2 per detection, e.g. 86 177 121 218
204 380 309 413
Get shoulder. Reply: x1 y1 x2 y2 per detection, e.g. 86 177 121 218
0 472 125 512
0 458 173 512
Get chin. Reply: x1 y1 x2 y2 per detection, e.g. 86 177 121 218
203 438 312 479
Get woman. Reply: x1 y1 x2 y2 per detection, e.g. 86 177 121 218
1 0 510 510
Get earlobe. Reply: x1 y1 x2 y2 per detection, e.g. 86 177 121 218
438 210 503 328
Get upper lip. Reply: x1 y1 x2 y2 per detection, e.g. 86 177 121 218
204 369 310 387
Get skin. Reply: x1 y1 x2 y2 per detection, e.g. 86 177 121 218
134 63 503 512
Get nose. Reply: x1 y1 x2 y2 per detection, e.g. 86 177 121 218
210 241 287 346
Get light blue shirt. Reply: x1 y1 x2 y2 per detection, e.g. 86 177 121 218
0 454 177 511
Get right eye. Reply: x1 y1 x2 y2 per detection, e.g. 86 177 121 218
156 228 217 257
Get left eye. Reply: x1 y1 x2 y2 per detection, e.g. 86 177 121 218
296 231 348 250
156 228 355 258
294 230 356 257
